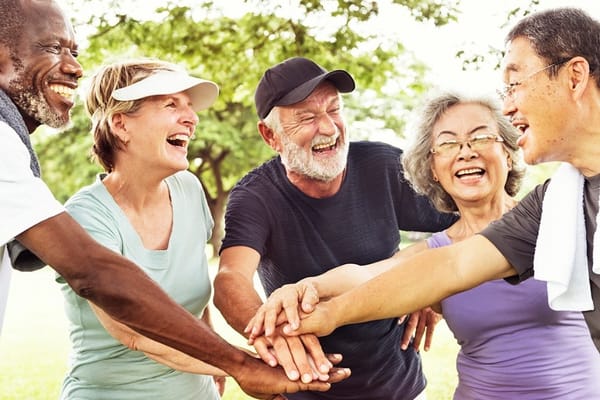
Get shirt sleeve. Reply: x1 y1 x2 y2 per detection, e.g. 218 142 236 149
480 181 548 282
220 184 270 256
0 121 64 245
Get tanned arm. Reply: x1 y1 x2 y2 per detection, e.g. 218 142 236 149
284 235 515 337
17 213 349 398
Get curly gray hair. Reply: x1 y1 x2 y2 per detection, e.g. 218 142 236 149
402 91 526 213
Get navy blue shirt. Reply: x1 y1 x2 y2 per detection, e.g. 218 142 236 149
222 141 455 399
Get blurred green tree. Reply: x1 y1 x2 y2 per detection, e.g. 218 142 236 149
35 0 459 255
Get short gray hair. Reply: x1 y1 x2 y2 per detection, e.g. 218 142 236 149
402 91 525 213
506 7 600 89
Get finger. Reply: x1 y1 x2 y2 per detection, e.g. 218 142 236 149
283 335 317 383
305 353 328 382
271 336 301 381
412 315 427 351
400 313 418 350
327 367 352 384
282 300 301 331
253 337 279 368
423 314 438 351
244 313 261 336
299 284 319 313
263 306 282 337
299 382 331 392
300 334 331 377
326 353 343 366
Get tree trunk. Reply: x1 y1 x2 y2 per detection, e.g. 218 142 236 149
207 192 227 259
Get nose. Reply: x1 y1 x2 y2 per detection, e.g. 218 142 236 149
501 94 516 118
457 142 478 160
181 104 199 129
60 51 83 80
317 113 337 136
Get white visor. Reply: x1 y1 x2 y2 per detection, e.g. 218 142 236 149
112 70 219 112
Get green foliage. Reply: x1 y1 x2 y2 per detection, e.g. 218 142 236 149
33 103 102 203
456 0 540 72
42 0 458 251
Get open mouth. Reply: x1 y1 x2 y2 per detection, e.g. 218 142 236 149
312 137 338 153
514 123 528 134
166 133 190 147
49 84 76 102
456 167 484 178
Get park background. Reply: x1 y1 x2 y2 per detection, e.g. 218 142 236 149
1 0 599 398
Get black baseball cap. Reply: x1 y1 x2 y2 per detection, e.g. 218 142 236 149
255 57 355 119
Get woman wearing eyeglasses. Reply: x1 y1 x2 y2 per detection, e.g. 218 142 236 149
246 91 600 399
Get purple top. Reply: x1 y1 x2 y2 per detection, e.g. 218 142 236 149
428 231 600 399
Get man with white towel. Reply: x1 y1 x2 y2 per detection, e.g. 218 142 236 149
276 7 600 352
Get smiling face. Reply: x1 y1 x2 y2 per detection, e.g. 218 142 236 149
114 92 199 175
500 37 574 165
272 82 348 182
0 1 82 131
430 103 511 207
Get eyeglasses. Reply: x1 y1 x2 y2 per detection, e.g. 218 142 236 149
430 134 504 158
497 59 569 101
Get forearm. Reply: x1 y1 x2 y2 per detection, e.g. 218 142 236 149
17 213 250 376
91 303 226 376
331 237 511 326
308 265 373 299
213 269 264 335
311 242 429 299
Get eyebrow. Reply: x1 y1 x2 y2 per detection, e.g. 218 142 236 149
436 124 492 138
501 62 521 81
294 96 340 113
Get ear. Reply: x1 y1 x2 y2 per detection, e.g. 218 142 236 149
109 113 131 145
506 154 512 170
258 121 280 152
566 56 591 99
430 164 439 182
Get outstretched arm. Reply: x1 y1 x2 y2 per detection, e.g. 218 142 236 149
246 241 430 339
90 302 227 376
17 213 349 398
283 235 515 337
214 246 334 383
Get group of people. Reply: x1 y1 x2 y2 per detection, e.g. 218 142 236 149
2 1 600 399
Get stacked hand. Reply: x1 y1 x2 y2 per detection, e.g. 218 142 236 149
233 353 350 399
245 280 441 357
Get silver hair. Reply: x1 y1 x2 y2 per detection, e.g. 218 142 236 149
402 90 526 213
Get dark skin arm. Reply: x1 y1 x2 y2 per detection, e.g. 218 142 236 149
16 212 350 399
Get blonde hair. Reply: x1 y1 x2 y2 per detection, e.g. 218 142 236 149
86 59 181 171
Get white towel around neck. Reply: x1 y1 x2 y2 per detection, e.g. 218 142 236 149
534 162 600 311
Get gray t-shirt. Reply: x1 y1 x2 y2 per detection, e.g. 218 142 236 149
481 174 600 351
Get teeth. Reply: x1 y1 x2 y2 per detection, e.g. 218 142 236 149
166 133 190 147
456 168 483 176
49 84 75 99
168 134 189 142
312 140 336 151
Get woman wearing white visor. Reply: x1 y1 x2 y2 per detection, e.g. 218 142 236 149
57 59 226 399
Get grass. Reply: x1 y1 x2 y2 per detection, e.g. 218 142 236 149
0 266 458 399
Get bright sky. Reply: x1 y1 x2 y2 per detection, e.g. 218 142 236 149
400 0 600 91
60 0 600 92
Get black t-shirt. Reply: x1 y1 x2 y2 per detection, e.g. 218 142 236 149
481 174 600 351
222 141 456 400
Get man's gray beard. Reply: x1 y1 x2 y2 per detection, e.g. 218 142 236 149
280 136 349 182
8 79 69 129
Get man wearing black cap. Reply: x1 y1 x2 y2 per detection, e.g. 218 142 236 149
0 2 350 398
214 57 456 399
